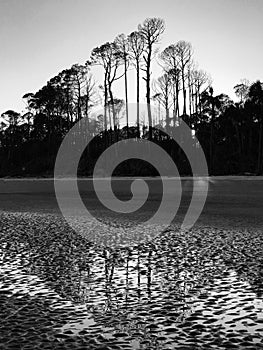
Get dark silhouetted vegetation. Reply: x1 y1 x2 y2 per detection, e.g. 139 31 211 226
1 18 262 176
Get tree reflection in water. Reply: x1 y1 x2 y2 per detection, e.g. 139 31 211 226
1 212 263 349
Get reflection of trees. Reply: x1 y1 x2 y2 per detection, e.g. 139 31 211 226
3 214 263 347
78 236 205 334
20 228 209 312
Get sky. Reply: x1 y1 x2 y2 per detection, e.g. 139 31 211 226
0 0 263 115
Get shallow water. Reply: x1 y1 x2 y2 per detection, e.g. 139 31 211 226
1 211 263 349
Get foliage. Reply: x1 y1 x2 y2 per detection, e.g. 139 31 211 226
1 17 263 176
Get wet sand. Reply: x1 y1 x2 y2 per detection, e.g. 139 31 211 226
0 177 263 229
0 178 263 349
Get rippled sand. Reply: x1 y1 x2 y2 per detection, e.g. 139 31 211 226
1 211 263 349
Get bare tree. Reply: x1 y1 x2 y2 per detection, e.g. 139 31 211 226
115 34 130 135
170 69 181 125
192 69 211 115
65 64 88 122
187 61 195 117
128 31 145 137
160 45 182 125
138 17 165 139
175 41 192 116
91 42 123 131
81 63 97 133
153 73 173 131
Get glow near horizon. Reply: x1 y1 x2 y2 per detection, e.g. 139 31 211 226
0 0 263 121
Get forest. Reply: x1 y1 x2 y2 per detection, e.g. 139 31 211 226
1 17 263 177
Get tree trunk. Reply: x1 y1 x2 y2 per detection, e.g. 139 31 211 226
104 75 108 130
172 83 176 127
77 80 81 121
182 66 186 115
124 56 129 138
195 87 198 115
188 73 192 117
165 99 169 132
85 98 90 132
176 80 180 122
136 60 140 138
108 84 117 143
146 50 152 140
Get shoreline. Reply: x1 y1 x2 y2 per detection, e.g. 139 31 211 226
1 175 263 181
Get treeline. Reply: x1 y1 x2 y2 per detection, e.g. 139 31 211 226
1 17 263 176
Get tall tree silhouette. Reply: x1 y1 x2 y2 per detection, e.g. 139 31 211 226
91 43 111 130
160 45 182 125
153 73 172 131
128 31 145 137
138 17 165 140
175 41 192 116
191 69 210 115
115 34 130 135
